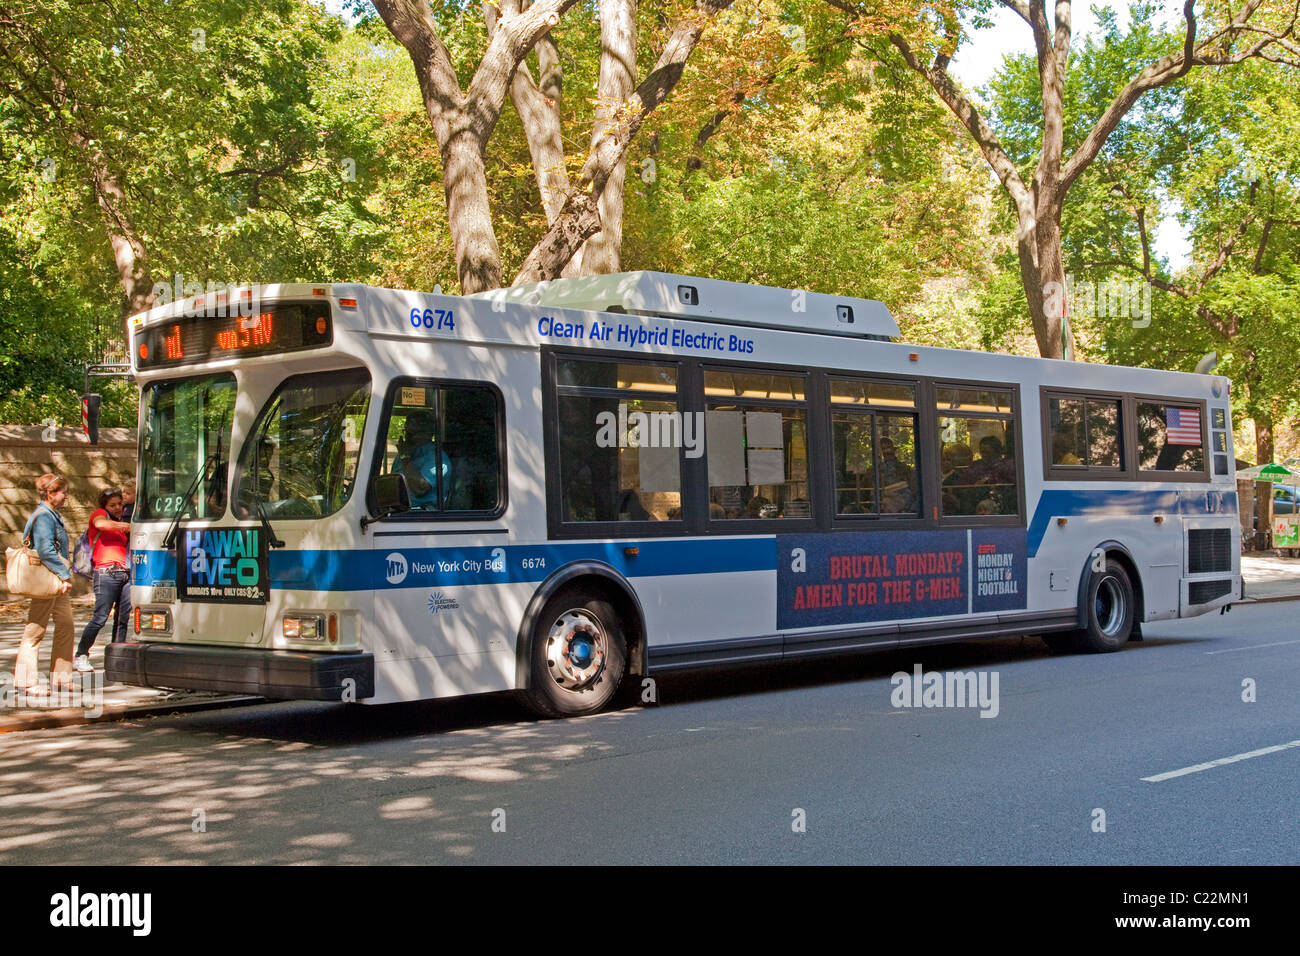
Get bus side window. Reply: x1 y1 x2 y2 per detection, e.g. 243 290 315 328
935 385 1019 518
381 382 502 515
442 387 500 511
704 370 810 520
554 357 684 523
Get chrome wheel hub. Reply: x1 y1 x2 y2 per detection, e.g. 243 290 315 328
1095 577 1126 636
545 609 607 691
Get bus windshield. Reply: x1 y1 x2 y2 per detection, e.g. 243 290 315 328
234 368 370 519
138 373 237 520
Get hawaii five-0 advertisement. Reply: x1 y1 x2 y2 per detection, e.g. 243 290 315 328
776 529 1027 629
176 524 269 603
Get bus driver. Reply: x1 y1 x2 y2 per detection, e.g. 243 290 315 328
393 412 450 509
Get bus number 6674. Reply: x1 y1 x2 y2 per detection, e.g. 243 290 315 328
409 307 455 331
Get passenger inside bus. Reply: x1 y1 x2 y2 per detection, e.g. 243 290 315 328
941 442 973 482
617 489 651 520
966 435 1015 486
392 413 450 510
880 483 910 514
1052 433 1082 465
872 437 916 512
939 439 1019 515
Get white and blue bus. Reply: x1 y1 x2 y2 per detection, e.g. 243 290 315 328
108 272 1242 717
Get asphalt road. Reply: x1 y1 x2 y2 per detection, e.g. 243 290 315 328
1 601 1296 865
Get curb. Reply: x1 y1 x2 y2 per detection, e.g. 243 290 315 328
0 694 263 734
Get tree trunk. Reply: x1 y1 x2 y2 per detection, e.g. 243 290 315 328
513 0 735 285
510 65 570 226
1014 209 1066 360
566 0 637 276
1034 210 1066 359
72 130 152 327
441 130 504 293
1255 413 1274 466
375 0 577 293
855 0 1300 360
493 1 571 226
96 175 152 321
519 192 605 283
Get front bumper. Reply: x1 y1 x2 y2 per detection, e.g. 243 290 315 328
106 642 375 701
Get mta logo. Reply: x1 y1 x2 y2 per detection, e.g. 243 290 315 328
385 552 408 585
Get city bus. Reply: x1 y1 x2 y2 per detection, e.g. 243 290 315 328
107 272 1242 717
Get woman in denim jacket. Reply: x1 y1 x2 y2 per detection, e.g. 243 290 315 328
15 473 75 693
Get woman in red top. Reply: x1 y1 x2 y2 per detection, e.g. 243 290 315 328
73 487 133 673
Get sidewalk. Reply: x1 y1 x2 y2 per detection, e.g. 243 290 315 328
0 593 255 733
1240 552 1300 601
3 555 1299 732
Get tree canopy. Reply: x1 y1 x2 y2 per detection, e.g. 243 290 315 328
1 0 1298 454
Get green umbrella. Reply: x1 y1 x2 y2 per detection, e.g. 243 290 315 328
1257 463 1296 480
1241 463 1300 549
1237 462 1296 479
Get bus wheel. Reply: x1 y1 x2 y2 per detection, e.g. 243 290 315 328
521 590 627 718
1072 560 1135 653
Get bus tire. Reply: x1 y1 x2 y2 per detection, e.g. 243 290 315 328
520 589 627 718
1071 560 1136 653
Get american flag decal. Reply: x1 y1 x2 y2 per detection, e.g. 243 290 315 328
1166 407 1201 445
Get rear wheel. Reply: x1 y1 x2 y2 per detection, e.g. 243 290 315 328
1067 560 1136 653
520 589 627 718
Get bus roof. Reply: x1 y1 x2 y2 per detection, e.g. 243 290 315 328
464 271 901 340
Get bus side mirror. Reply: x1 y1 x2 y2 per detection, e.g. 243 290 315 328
371 473 410 519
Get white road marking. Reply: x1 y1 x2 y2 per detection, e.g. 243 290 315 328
1142 739 1300 782
1206 639 1300 655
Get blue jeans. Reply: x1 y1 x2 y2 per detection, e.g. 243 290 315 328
77 567 131 656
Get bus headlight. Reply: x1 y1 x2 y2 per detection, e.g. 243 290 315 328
136 608 171 633
283 614 325 641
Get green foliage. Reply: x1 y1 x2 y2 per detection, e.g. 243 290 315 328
0 0 389 423
618 1 1002 341
0 218 136 425
1085 56 1300 450
4 0 1297 443
979 7 1300 453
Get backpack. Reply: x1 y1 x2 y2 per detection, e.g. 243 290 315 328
71 526 94 580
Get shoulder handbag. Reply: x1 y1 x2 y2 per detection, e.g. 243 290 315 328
5 510 63 598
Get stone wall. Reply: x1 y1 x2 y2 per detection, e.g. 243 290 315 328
1 425 137 597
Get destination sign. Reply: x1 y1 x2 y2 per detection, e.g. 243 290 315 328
136 301 332 370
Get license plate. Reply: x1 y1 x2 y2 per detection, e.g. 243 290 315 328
150 585 176 604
